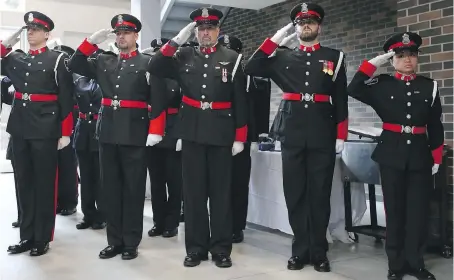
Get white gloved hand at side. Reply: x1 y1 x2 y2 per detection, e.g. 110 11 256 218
2 26 25 48
57 136 71 150
270 23 294 45
335 139 344 154
250 142 259 153
146 134 162 146
176 139 182 151
279 32 297 48
232 141 244 156
87 29 113 45
172 22 196 46
368 51 395 68
432 164 440 176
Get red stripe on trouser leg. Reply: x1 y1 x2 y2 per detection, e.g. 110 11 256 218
51 167 59 241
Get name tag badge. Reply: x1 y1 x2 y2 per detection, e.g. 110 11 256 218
222 68 228 83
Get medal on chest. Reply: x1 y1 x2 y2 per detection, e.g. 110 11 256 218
222 68 228 83
320 60 334 76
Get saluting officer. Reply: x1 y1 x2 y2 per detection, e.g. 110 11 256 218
348 32 443 280
69 14 158 260
217 34 259 244
244 3 348 272
72 50 106 231
148 7 248 268
52 45 79 216
145 38 183 239
1 11 74 256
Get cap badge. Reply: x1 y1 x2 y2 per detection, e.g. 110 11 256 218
202 8 209 18
224 35 229 44
301 3 308 13
402 33 410 45
118 15 124 25
28 13 34 22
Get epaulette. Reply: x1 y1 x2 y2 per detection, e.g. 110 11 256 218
14 49 25 54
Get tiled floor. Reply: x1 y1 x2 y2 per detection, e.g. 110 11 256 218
0 172 452 280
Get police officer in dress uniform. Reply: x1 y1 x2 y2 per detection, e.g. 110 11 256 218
145 38 183 239
218 34 260 244
69 14 161 260
348 32 442 280
51 45 79 216
148 8 248 268
72 49 106 230
244 3 348 272
1 11 74 256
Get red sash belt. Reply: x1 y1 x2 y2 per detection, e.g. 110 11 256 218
382 123 426 134
101 98 148 109
282 92 330 103
78 112 98 120
15 92 58 102
182 96 231 110
147 105 179 115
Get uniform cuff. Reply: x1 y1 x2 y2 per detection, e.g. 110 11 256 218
432 144 443 164
161 42 177 57
0 42 12 58
235 125 248 142
78 39 98 57
259 38 279 56
61 112 74 136
358 60 377 77
149 111 166 135
337 119 348 140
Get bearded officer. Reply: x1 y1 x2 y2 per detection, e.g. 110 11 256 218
148 7 248 268
348 32 442 280
244 3 348 272
1 11 74 256
69 14 160 260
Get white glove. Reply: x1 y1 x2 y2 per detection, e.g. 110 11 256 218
232 141 244 156
176 139 182 151
172 22 196 46
270 23 294 45
368 51 395 68
335 139 344 154
250 142 259 153
87 29 113 45
432 164 440 175
279 32 297 48
2 26 25 48
57 136 71 150
146 134 162 146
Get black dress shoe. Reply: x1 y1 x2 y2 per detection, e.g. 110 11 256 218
212 253 232 268
148 226 163 237
7 240 33 254
183 252 208 267
232 231 244 243
162 228 178 238
287 256 308 270
408 268 436 280
313 259 331 272
121 247 138 260
91 222 107 230
29 242 49 257
12 220 21 228
387 270 404 280
99 245 123 259
76 221 91 230
60 208 77 216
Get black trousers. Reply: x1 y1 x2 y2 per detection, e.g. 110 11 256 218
147 146 182 230
12 137 59 243
76 150 103 223
380 165 432 271
182 140 233 255
99 143 147 248
57 144 78 209
281 144 335 261
231 142 251 233
11 157 22 222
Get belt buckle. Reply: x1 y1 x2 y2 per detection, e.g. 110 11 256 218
22 93 30 101
402 125 413 134
111 100 121 108
302 93 313 102
200 101 212 110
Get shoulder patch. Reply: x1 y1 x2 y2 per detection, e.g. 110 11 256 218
364 77 379 85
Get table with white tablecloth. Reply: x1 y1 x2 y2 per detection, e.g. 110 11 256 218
247 150 368 243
